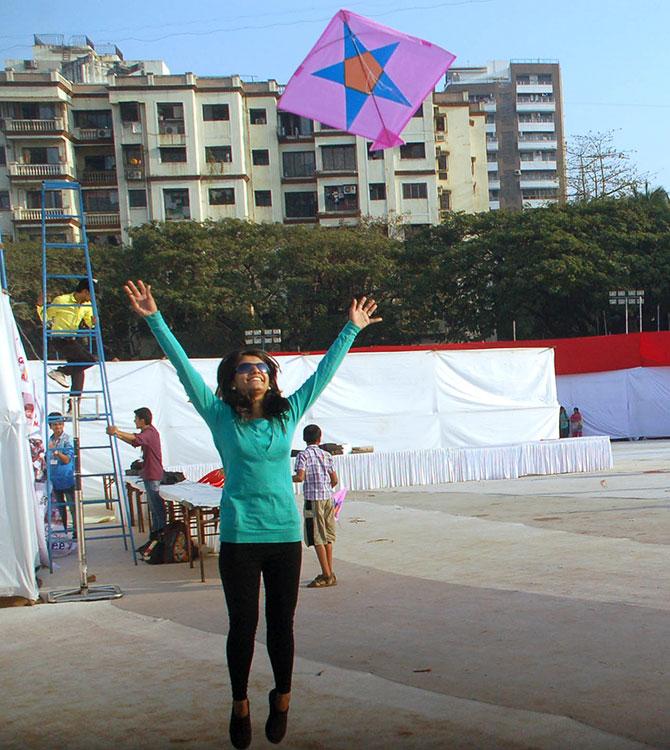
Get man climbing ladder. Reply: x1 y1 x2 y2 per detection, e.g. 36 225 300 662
37 278 97 413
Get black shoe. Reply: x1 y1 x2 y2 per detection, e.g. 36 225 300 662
265 689 289 744
229 704 251 749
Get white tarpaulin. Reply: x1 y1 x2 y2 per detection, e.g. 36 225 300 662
0 292 39 601
557 367 670 439
28 346 558 483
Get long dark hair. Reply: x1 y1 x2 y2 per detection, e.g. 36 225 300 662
216 348 290 420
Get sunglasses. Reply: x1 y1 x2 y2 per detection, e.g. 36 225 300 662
235 362 270 375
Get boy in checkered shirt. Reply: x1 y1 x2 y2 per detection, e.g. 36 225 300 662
293 424 339 588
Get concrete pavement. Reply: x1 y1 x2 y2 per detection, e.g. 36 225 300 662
2 440 669 749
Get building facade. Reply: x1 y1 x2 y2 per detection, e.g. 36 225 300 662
0 37 488 244
446 60 566 210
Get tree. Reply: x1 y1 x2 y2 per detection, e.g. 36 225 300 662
566 129 650 202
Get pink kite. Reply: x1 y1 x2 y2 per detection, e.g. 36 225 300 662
279 9 456 150
332 488 347 520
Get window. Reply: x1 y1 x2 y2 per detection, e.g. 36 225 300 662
252 149 270 166
0 191 9 210
321 144 356 171
23 147 60 165
278 112 313 137
202 104 229 121
285 191 317 218
73 110 112 129
435 115 446 132
485 113 495 124
84 154 115 171
439 191 451 211
369 183 386 201
157 102 185 134
119 102 140 122
205 146 232 163
249 108 267 125
400 142 425 159
159 147 187 163
254 190 272 207
402 183 427 199
282 151 315 178
538 74 553 85
367 142 383 160
412 104 424 118
0 147 5 165
128 189 147 208
83 189 119 212
163 188 190 220
209 188 235 205
27 190 63 209
324 184 358 212
437 152 448 175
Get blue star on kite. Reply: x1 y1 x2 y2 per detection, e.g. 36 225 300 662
313 22 411 128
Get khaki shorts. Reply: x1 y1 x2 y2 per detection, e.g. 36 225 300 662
303 498 336 547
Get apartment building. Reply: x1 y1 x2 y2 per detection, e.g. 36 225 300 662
0 36 488 244
446 60 565 210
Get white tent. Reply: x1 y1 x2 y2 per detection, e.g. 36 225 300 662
29 345 559 479
0 292 39 602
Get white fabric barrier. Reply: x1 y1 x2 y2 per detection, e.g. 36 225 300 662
0 293 39 601
28 346 559 488
168 437 612 494
557 367 670 439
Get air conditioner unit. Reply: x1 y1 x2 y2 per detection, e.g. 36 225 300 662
126 169 143 180
164 125 175 135
97 128 109 138
342 185 357 194
514 169 522 176
436 133 446 142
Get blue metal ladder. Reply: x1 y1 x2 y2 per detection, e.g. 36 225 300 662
40 180 137 577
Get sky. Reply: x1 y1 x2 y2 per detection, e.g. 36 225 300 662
3 0 669 189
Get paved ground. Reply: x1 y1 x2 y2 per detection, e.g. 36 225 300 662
2 440 669 749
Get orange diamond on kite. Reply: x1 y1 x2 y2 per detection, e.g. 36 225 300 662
344 52 382 94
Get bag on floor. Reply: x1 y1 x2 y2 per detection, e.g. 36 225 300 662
161 521 198 564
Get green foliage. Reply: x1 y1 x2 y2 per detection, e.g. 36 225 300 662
5 195 670 360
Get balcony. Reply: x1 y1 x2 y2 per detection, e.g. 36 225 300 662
2 117 66 136
520 178 559 189
74 127 113 141
518 137 557 150
486 140 498 151
516 101 556 113
481 102 496 112
488 180 500 190
8 162 74 179
523 198 558 209
487 161 498 172
485 123 496 134
12 208 76 223
86 211 121 228
489 200 500 210
520 160 557 171
515 84 553 95
518 121 555 133
81 170 118 186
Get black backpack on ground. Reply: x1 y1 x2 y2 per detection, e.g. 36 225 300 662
143 521 198 564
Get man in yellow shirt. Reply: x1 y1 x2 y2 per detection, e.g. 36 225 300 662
38 280 96 412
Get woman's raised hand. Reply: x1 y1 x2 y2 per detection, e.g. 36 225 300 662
124 280 158 318
349 296 382 330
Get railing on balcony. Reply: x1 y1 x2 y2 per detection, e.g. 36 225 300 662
2 117 65 134
86 212 121 227
81 170 118 186
8 163 73 178
12 208 74 222
74 127 112 141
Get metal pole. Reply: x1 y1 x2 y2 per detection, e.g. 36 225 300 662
639 297 643 333
625 301 629 335
512 319 517 341
72 398 89 592
657 304 661 332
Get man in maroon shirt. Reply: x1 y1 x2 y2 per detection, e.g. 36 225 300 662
107 407 166 533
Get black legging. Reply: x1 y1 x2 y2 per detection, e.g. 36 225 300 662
219 541 302 701
54 337 96 396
